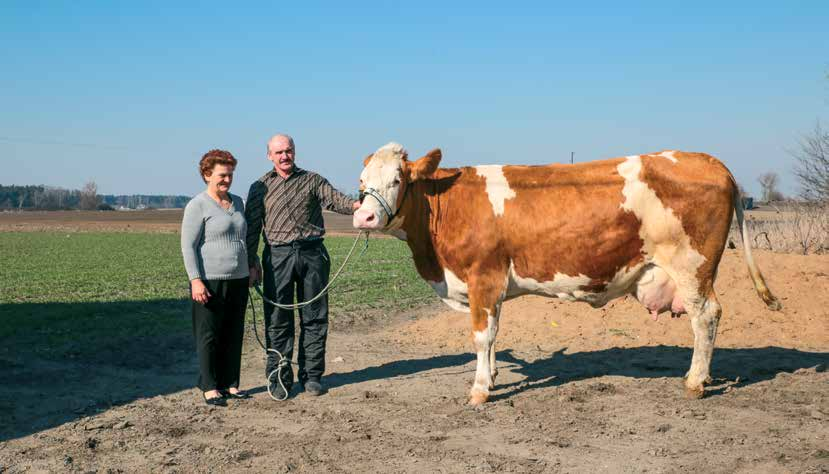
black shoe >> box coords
[203,394,227,407]
[268,379,291,401]
[222,389,251,400]
[303,380,325,396]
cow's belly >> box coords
[427,262,684,317]
[506,261,645,308]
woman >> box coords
[181,149,251,406]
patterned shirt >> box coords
[244,167,355,265]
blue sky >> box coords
[2,1,827,198]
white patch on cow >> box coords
[472,310,498,395]
[507,263,592,300]
[474,165,516,217]
[428,268,470,313]
[358,142,407,226]
[617,155,706,298]
[472,328,490,393]
[658,151,678,163]
[378,142,405,155]
[604,262,647,299]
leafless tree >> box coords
[791,122,829,202]
[757,172,781,202]
[736,182,749,198]
[79,180,100,210]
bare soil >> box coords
[0,210,360,236]
[2,234,828,472]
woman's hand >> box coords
[191,278,211,304]
[249,262,262,287]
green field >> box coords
[0,233,435,360]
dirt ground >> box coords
[2,246,827,473]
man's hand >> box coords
[191,278,210,304]
[249,263,262,287]
[352,200,361,211]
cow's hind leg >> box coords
[489,311,500,389]
[685,291,722,398]
[469,300,501,406]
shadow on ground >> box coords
[489,345,828,401]
[284,345,827,401]
[0,299,195,442]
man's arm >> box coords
[244,180,266,270]
[316,175,359,215]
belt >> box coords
[269,239,323,250]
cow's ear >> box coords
[363,153,374,167]
[409,148,441,181]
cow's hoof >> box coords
[684,385,705,399]
[468,391,489,406]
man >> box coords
[245,134,360,399]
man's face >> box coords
[268,136,296,175]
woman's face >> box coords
[205,163,234,194]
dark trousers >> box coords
[191,277,248,392]
[262,240,330,387]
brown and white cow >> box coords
[353,143,780,405]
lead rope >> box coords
[251,231,369,310]
[247,231,370,400]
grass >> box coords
[0,232,436,360]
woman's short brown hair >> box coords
[199,149,237,182]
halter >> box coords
[359,183,409,227]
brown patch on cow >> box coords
[407,149,441,180]
[500,161,646,286]
[395,169,465,283]
[640,152,734,294]
[580,278,609,293]
[470,307,490,332]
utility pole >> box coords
[570,152,574,164]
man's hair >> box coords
[199,149,237,182]
[267,134,295,153]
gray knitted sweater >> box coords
[181,192,250,281]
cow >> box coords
[352,143,780,405]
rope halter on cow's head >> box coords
[353,143,442,231]
[359,187,397,222]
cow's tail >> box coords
[731,177,782,310]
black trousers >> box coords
[191,277,248,392]
[262,240,330,386]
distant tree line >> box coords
[0,183,191,210]
[99,194,191,209]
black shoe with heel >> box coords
[203,393,227,407]
[222,389,251,400]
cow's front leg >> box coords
[469,300,501,406]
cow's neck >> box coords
[398,176,451,282]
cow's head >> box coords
[353,142,441,230]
